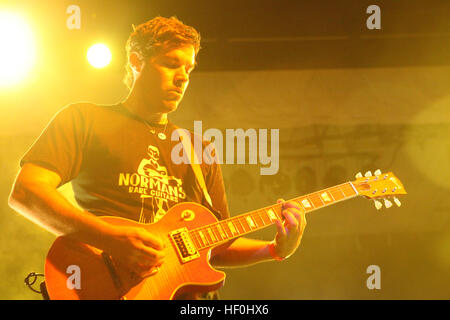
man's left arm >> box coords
[203,144,307,268]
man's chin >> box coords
[162,100,179,113]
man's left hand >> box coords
[272,199,307,259]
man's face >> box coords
[136,45,196,114]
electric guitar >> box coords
[44,170,406,299]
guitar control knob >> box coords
[374,169,382,176]
[181,210,195,221]
[365,171,372,177]
[355,172,363,179]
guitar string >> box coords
[131,177,389,297]
[196,182,353,237]
[190,182,356,250]
[132,182,363,297]
[192,183,352,248]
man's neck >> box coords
[121,92,168,125]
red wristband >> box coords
[268,242,285,261]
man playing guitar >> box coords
[8,16,306,299]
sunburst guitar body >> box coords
[45,202,225,300]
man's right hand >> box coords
[102,225,166,279]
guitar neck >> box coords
[188,181,359,251]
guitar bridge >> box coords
[169,228,200,263]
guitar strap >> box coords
[176,129,213,208]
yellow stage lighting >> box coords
[87,43,112,68]
[0,11,36,88]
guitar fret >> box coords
[210,225,221,242]
[246,215,256,229]
[198,230,209,246]
[185,180,363,250]
[307,194,318,206]
[254,211,266,228]
[330,188,344,201]
[256,213,264,227]
[267,208,279,222]
[207,227,217,243]
[336,186,346,198]
[309,194,322,208]
[321,190,334,202]
[216,223,227,240]
[254,211,265,227]
[252,212,263,228]
[259,210,271,225]
[195,230,205,247]
[314,193,325,206]
[228,221,238,236]
[234,217,244,234]
[191,231,203,248]
[190,231,202,249]
[299,197,313,210]
[342,183,357,197]
[240,216,251,232]
[309,196,317,209]
[244,216,253,231]
[235,218,245,234]
[222,222,233,238]
[257,211,267,226]
[249,210,270,229]
[205,227,215,244]
[294,186,351,212]
[205,229,213,245]
[295,200,305,211]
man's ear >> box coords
[129,52,145,73]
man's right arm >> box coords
[8,163,165,277]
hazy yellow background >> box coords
[1,0,448,299]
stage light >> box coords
[87,43,112,68]
[0,11,36,88]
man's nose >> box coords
[174,69,189,87]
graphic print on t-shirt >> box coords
[118,145,186,223]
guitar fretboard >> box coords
[188,182,358,250]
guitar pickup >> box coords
[169,228,200,263]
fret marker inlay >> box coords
[268,209,278,222]
[198,231,207,245]
[217,224,227,238]
[183,180,366,254]
[301,199,312,208]
[246,216,256,228]
[320,192,332,202]
[207,228,216,242]
[228,222,237,235]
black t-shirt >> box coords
[21,102,230,299]
[21,102,230,223]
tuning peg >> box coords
[355,172,363,179]
[374,169,382,176]
[365,171,372,177]
[393,197,401,207]
[384,199,393,208]
[374,200,383,210]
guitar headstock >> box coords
[352,170,406,210]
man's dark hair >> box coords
[124,16,201,89]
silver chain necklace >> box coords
[143,120,168,140]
